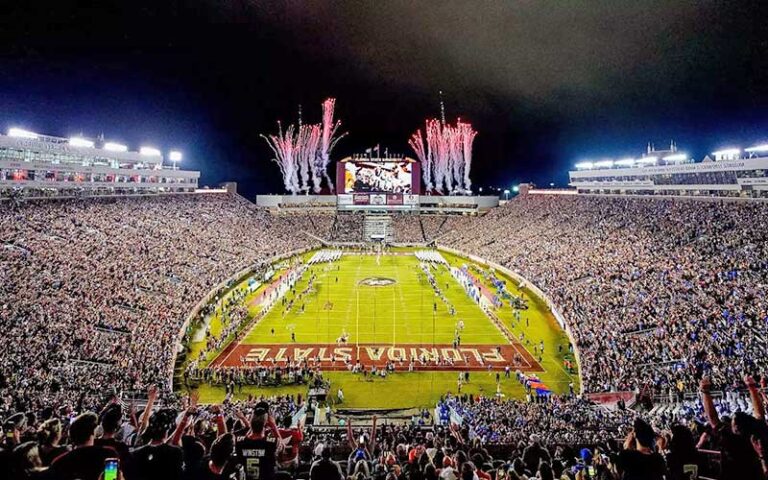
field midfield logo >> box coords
[359,277,396,287]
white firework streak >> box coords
[296,124,321,193]
[261,123,300,194]
[408,128,432,191]
[318,98,347,193]
[459,121,477,191]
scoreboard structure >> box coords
[336,156,421,211]
[256,155,499,214]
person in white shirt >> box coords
[439,456,458,480]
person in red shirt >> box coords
[276,414,304,470]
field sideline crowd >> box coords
[1,192,768,479]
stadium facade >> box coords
[0,129,199,197]
[569,142,768,198]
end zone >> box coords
[210,342,543,372]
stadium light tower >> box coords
[169,150,182,170]
[503,189,510,200]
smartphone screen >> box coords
[104,458,119,480]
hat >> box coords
[146,409,177,440]
[580,448,593,463]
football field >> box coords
[187,248,579,409]
[244,253,508,346]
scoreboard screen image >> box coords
[343,161,413,194]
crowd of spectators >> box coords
[441,195,768,396]
[4,191,768,480]
[390,215,473,244]
[3,376,767,479]
[0,194,321,416]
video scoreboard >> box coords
[336,156,421,211]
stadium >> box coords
[3,4,768,480]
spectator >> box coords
[235,407,277,480]
[132,409,184,480]
[48,412,117,480]
[36,418,67,467]
[616,418,666,480]
[194,433,244,480]
[309,446,343,480]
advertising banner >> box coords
[337,194,354,206]
[370,194,386,205]
[353,193,370,205]
[404,194,420,205]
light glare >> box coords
[575,162,594,170]
[104,142,128,152]
[139,146,161,156]
[712,148,740,156]
[745,144,768,153]
[636,156,658,165]
[8,127,38,139]
[169,150,182,162]
[68,137,94,148]
[662,153,687,161]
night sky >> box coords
[2,1,767,199]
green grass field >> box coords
[182,248,579,409]
[245,253,507,346]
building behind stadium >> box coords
[0,127,200,197]
[568,142,768,198]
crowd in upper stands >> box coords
[0,194,322,416]
[441,195,768,396]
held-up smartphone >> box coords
[104,458,119,480]
[587,465,596,476]
[496,468,507,480]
